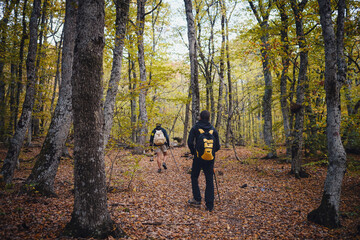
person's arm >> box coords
[150,129,155,146]
[163,128,170,146]
[187,127,196,155]
[214,129,220,152]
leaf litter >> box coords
[0,143,359,239]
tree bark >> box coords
[23,0,77,196]
[0,0,18,140]
[224,6,233,148]
[129,57,137,144]
[0,0,41,184]
[50,35,63,114]
[308,0,347,228]
[136,0,149,149]
[290,0,308,178]
[32,0,48,137]
[103,0,130,147]
[196,1,216,124]
[184,0,200,126]
[182,82,191,146]
[63,0,125,238]
[7,1,20,137]
[248,0,276,158]
[9,63,17,136]
[15,0,28,131]
[276,0,291,162]
[215,0,226,130]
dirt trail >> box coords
[0,145,359,239]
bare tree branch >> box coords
[145,0,163,16]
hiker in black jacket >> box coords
[187,110,220,212]
[150,123,170,173]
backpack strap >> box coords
[199,128,213,134]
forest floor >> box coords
[0,138,360,239]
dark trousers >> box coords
[191,158,214,209]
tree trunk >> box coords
[290,0,308,178]
[276,0,291,162]
[22,0,77,196]
[7,2,20,137]
[225,8,233,148]
[103,0,130,147]
[129,57,137,144]
[0,0,41,184]
[9,63,17,136]
[136,0,149,149]
[32,0,48,137]
[15,0,28,131]
[50,35,63,114]
[196,1,216,125]
[184,0,200,126]
[182,81,191,146]
[215,0,226,130]
[0,0,18,140]
[308,0,347,228]
[63,0,125,238]
[248,0,276,158]
[304,82,317,156]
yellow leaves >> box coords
[226,223,230,230]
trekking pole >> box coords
[213,168,221,202]
[169,147,180,171]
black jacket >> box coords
[150,126,170,146]
[187,120,220,157]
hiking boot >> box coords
[188,198,201,205]
[157,168,161,173]
[162,162,167,170]
[205,206,213,212]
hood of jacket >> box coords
[195,120,213,131]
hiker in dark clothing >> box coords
[150,123,170,173]
[187,110,220,212]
